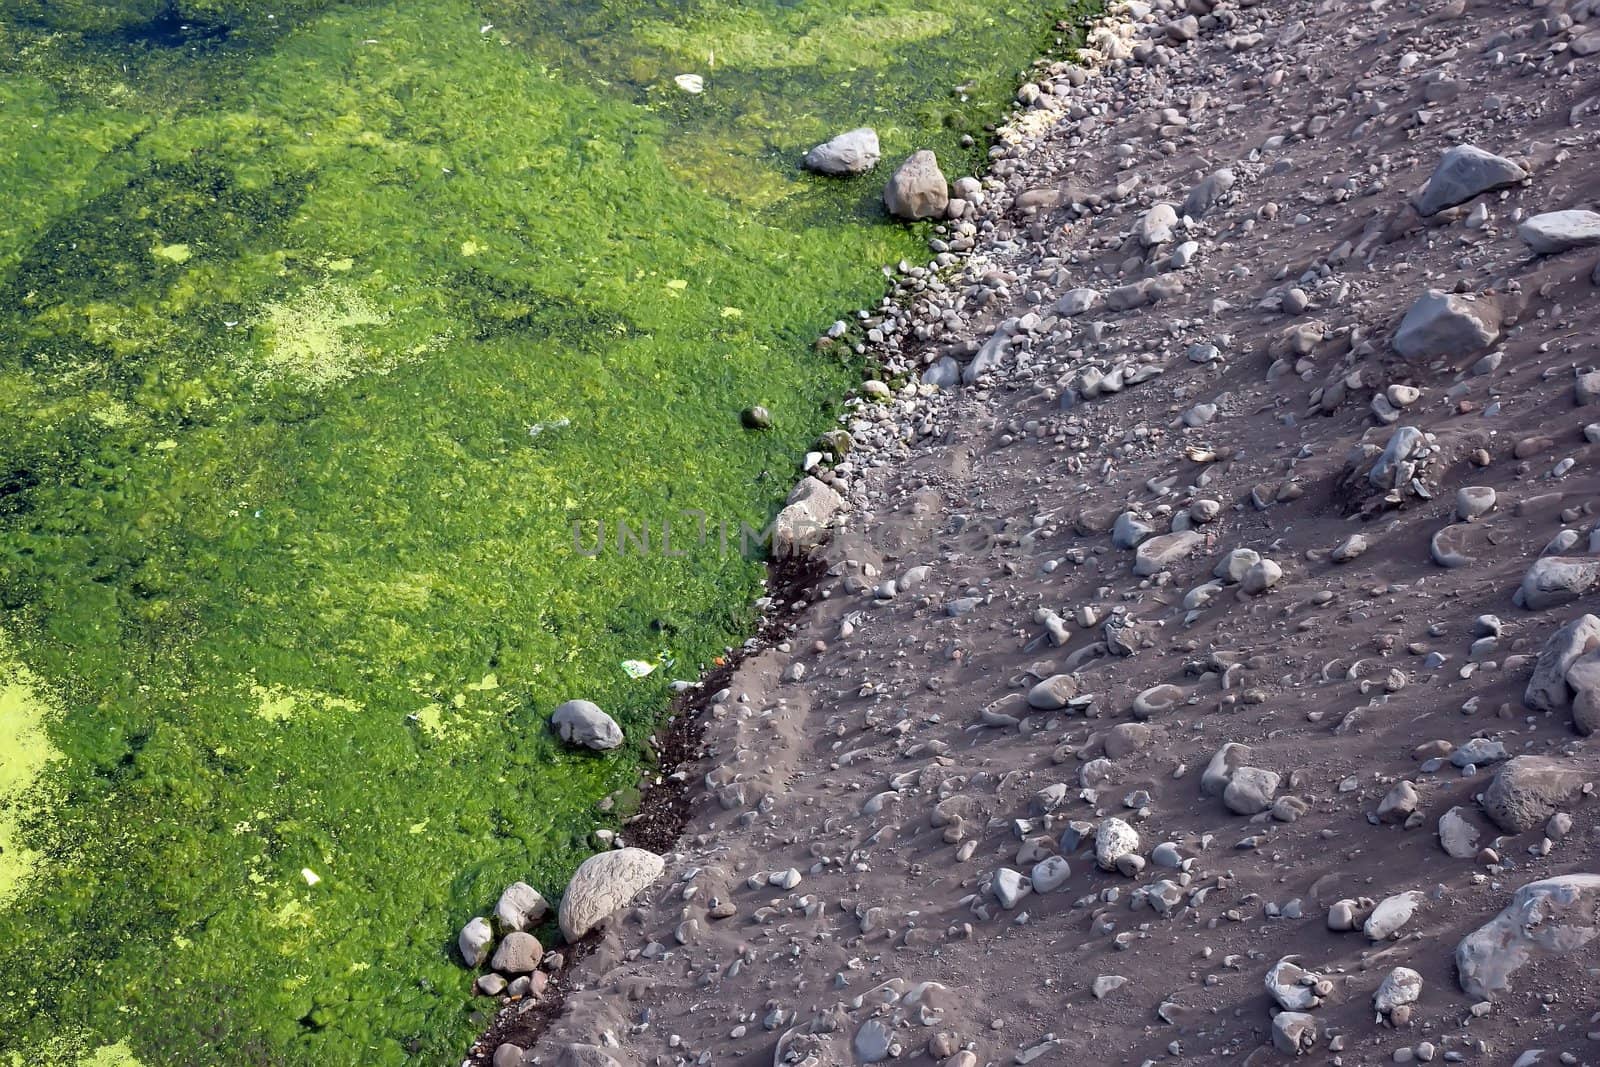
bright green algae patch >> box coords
[0,632,59,904]
[0,0,1089,1063]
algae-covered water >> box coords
[0,1,1082,1062]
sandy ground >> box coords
[471,0,1600,1063]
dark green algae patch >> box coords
[0,0,1091,1062]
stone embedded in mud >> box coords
[558,847,665,943]
[551,699,624,751]
[1456,874,1600,999]
[1414,144,1527,216]
[1392,290,1499,361]
[884,150,949,221]
[803,127,881,176]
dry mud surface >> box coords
[480,0,1600,1063]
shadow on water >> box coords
[104,7,233,50]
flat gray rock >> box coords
[1415,144,1527,216]
[1133,530,1203,576]
[803,127,880,176]
[1393,290,1499,360]
[1518,210,1600,255]
[1456,874,1600,998]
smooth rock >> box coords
[804,128,881,176]
[1365,891,1422,941]
[490,930,544,975]
[1515,557,1600,610]
[551,699,625,751]
[1027,674,1079,710]
[1202,742,1252,797]
[459,916,494,968]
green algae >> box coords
[0,0,1094,1063]
[0,633,59,904]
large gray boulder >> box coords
[771,476,846,558]
[1392,290,1499,360]
[803,127,880,176]
[1415,145,1527,216]
[558,847,665,942]
[1480,756,1590,832]
[1456,875,1600,998]
[1523,614,1600,713]
[1518,210,1600,255]
[551,699,624,751]
[1514,556,1600,610]
[883,150,949,220]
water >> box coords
[0,1,1084,1062]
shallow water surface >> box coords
[0,1,1082,1061]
